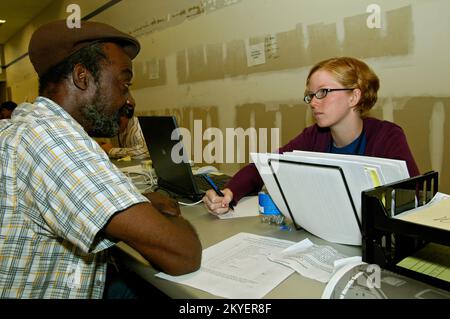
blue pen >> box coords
[201,174,234,210]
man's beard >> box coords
[82,89,121,138]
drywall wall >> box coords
[3,0,108,102]
[0,45,5,82]
[4,0,450,192]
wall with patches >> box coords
[2,0,108,102]
[4,0,450,192]
[0,45,5,82]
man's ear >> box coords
[72,63,90,90]
[349,88,361,107]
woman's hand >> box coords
[202,188,234,215]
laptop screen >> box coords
[138,116,203,198]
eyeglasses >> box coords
[303,88,354,104]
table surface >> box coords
[115,203,361,299]
[112,158,361,298]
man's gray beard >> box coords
[82,103,120,138]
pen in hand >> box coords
[201,174,234,210]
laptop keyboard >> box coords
[194,174,229,191]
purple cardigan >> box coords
[226,117,420,204]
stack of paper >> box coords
[156,233,295,299]
[251,151,409,245]
[394,192,450,231]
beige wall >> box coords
[3,0,108,102]
[0,45,5,82]
[4,0,450,192]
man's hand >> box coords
[144,192,181,216]
[99,141,113,153]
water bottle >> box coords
[258,192,287,228]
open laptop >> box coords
[138,116,230,200]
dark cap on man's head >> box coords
[28,20,140,77]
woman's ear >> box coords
[349,88,361,107]
[72,63,90,90]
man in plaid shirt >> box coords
[0,20,201,298]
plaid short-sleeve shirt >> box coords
[0,97,148,298]
[108,116,150,160]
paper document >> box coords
[394,192,450,231]
[246,41,266,67]
[251,151,409,245]
[268,238,361,283]
[249,153,289,219]
[119,164,144,174]
[156,233,295,299]
[218,196,259,219]
[397,243,450,283]
[290,150,409,185]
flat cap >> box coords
[29,19,140,77]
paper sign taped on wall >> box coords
[246,41,266,67]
